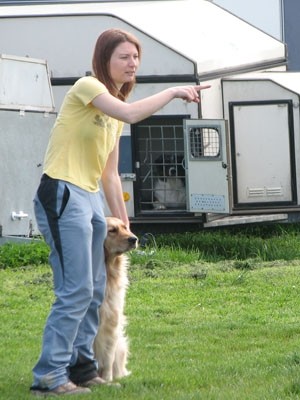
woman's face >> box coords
[109,41,140,88]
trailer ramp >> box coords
[204,213,288,228]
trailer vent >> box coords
[190,193,226,212]
[189,127,220,159]
[247,187,283,197]
[247,188,265,197]
[266,187,283,196]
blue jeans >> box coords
[32,175,107,390]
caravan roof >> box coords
[0,0,287,80]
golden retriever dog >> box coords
[94,217,138,382]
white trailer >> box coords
[1,0,298,234]
[0,54,56,238]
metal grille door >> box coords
[132,116,187,214]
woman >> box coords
[30,28,210,396]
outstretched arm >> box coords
[92,84,211,124]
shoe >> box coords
[80,376,106,387]
[30,381,91,396]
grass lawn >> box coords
[1,253,300,399]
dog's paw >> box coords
[153,202,166,210]
[98,375,122,387]
[106,381,122,388]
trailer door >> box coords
[229,100,296,207]
[184,119,231,213]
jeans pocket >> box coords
[58,185,70,218]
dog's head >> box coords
[155,154,185,179]
[105,217,138,257]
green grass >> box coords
[151,223,300,261]
[2,259,300,399]
[2,224,300,399]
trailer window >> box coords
[189,127,220,158]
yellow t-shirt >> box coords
[43,76,123,192]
